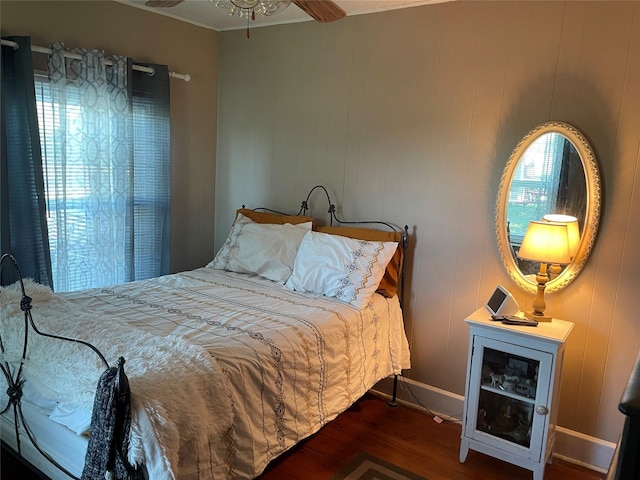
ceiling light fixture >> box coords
[215,0,292,19]
[145,0,346,39]
[213,0,292,38]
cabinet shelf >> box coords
[480,384,536,404]
[477,422,532,448]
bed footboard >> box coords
[0,253,135,480]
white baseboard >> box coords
[554,426,617,473]
[372,376,616,473]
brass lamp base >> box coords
[523,311,552,322]
[527,264,553,322]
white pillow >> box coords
[208,213,313,283]
[285,230,398,309]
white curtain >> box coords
[43,43,133,291]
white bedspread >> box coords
[2,267,411,479]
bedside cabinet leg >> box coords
[459,439,469,463]
[533,463,545,480]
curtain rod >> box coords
[1,39,191,82]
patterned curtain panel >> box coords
[0,36,53,287]
[37,43,171,292]
[42,43,133,291]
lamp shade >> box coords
[542,214,580,258]
[517,221,572,265]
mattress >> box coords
[1,266,410,479]
[1,397,88,479]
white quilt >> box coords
[2,267,411,479]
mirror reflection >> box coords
[496,122,601,294]
[507,132,586,277]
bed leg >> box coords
[389,375,399,407]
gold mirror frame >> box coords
[496,121,601,294]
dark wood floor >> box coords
[2,393,606,480]
[258,393,606,480]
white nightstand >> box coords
[459,307,574,480]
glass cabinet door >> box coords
[465,336,553,461]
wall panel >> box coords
[217,1,640,446]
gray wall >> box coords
[216,1,640,444]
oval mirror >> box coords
[496,121,601,293]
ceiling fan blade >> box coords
[145,0,184,7]
[292,0,346,23]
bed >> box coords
[0,186,411,480]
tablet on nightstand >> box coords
[486,285,520,317]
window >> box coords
[34,67,169,292]
[507,134,564,244]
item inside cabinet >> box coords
[481,348,539,398]
[477,390,534,447]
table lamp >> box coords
[542,214,580,279]
[517,221,571,321]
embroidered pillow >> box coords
[315,226,403,298]
[285,230,397,309]
[208,213,312,283]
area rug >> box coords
[331,452,427,480]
